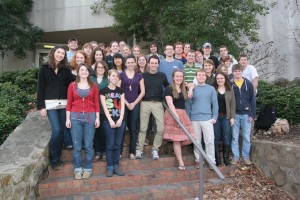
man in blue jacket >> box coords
[231,64,256,165]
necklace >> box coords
[129,78,133,91]
[126,70,134,91]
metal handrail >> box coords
[162,101,225,200]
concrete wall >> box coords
[1,51,35,72]
[1,0,117,72]
[251,140,300,199]
[0,111,50,200]
[29,0,114,32]
[256,0,300,80]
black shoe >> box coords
[215,145,221,166]
[58,160,64,167]
[50,163,59,170]
[223,146,231,166]
[113,168,125,176]
[106,170,113,177]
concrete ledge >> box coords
[0,111,50,200]
[252,139,300,200]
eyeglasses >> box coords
[97,67,105,69]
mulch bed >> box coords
[203,125,299,199]
[203,164,294,199]
[253,124,300,145]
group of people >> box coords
[37,37,258,180]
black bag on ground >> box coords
[255,105,277,130]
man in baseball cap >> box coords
[67,37,78,63]
[202,42,219,68]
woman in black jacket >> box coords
[37,46,74,170]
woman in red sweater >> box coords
[66,63,100,180]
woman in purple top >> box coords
[119,54,145,159]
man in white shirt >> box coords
[239,54,259,92]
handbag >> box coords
[45,99,67,110]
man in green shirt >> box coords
[184,50,198,117]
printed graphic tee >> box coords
[100,86,123,122]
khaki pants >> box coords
[192,120,216,164]
[136,101,165,152]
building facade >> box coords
[1,0,123,71]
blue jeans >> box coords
[104,120,125,170]
[70,115,96,174]
[124,104,140,154]
[231,114,252,160]
[64,128,73,147]
[214,116,231,147]
[47,109,66,166]
[94,114,106,156]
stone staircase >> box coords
[37,134,235,200]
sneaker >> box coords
[93,155,100,162]
[113,168,125,176]
[144,138,149,146]
[231,159,238,165]
[243,158,252,165]
[129,153,135,160]
[82,171,91,179]
[151,149,159,160]
[106,170,113,177]
[135,150,143,159]
[195,161,200,169]
[66,145,73,151]
[74,172,82,180]
[101,153,106,161]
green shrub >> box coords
[15,68,39,94]
[0,68,38,94]
[0,71,19,83]
[257,80,300,124]
[0,68,38,144]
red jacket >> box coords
[66,82,100,113]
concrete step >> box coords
[61,142,194,162]
[39,165,234,198]
[48,153,196,178]
[38,178,235,200]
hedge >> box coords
[0,68,38,144]
[0,68,39,94]
[256,80,300,124]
